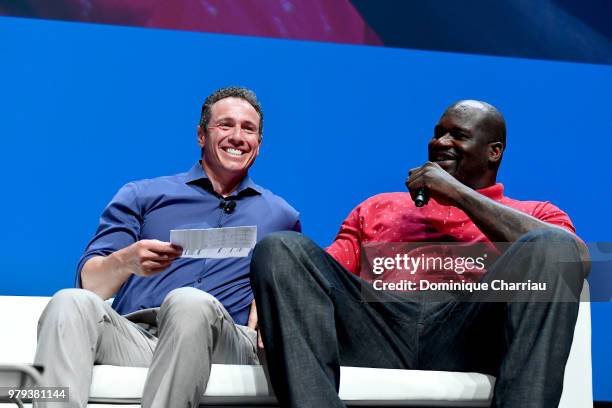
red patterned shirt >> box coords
[326,183,575,280]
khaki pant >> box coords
[34,287,258,408]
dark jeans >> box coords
[250,228,586,408]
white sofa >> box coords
[0,285,592,407]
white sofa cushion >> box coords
[0,289,591,406]
[88,364,494,402]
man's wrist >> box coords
[106,249,134,280]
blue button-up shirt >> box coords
[76,163,301,325]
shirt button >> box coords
[197,278,202,283]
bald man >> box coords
[250,100,588,408]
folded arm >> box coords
[407,162,590,265]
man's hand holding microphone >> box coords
[405,161,468,207]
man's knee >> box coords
[46,288,104,314]
[518,227,581,261]
[515,228,584,292]
[160,288,223,327]
[251,231,313,281]
[519,227,574,243]
[254,231,311,256]
[40,288,105,327]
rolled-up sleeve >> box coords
[531,201,576,234]
[75,182,142,287]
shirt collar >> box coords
[184,162,263,196]
[476,183,504,200]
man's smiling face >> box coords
[428,102,497,189]
[198,97,261,178]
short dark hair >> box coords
[199,87,263,136]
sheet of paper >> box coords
[170,226,257,259]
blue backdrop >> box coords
[1,17,611,400]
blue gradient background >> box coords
[1,17,610,400]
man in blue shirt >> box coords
[34,87,300,408]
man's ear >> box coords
[256,134,263,156]
[197,125,206,149]
[489,141,504,164]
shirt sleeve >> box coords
[326,206,362,275]
[530,201,576,234]
[75,182,143,287]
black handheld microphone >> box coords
[219,200,237,214]
[414,188,428,207]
